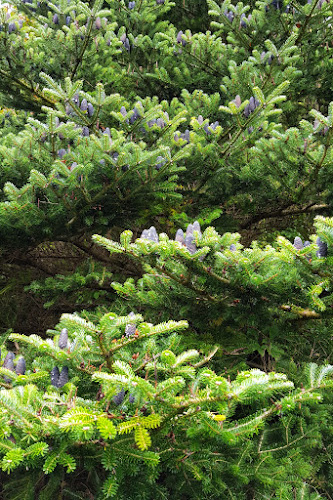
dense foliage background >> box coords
[0,0,333,497]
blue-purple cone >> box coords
[176,31,186,46]
[51,366,60,387]
[147,226,159,242]
[58,148,67,159]
[175,228,185,245]
[3,354,15,383]
[58,328,68,349]
[224,10,234,22]
[113,388,125,405]
[155,156,166,170]
[156,118,165,128]
[316,237,328,258]
[125,312,136,337]
[72,93,80,106]
[293,236,303,250]
[3,352,14,368]
[193,221,202,238]
[130,107,140,124]
[185,235,197,255]
[186,223,194,237]
[80,98,88,111]
[87,103,94,116]
[58,366,69,387]
[15,357,26,375]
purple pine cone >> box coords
[204,121,219,135]
[293,237,303,250]
[129,394,135,403]
[3,354,14,382]
[80,98,88,111]
[125,312,136,337]
[50,367,60,387]
[156,118,165,128]
[185,235,197,255]
[53,14,59,25]
[113,388,125,405]
[128,1,135,8]
[120,34,131,52]
[175,228,185,245]
[15,357,26,375]
[176,31,186,46]
[3,352,15,368]
[57,366,69,388]
[186,223,194,237]
[155,156,166,170]
[87,103,94,116]
[244,97,260,118]
[316,237,328,258]
[147,226,159,242]
[224,10,234,22]
[130,107,141,124]
[58,328,68,349]
[58,148,67,159]
[72,94,80,107]
[82,126,90,137]
[233,95,242,108]
[193,221,202,238]
[95,17,101,29]
[8,22,17,33]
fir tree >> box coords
[0,311,329,499]
[0,0,333,497]
[0,0,333,326]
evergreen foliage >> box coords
[94,216,333,373]
[0,311,330,499]
[0,0,333,324]
[0,0,333,497]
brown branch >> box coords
[239,202,329,230]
